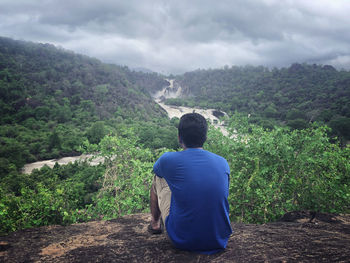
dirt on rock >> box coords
[1,212,350,262]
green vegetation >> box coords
[0,36,172,178]
[0,161,105,233]
[168,64,350,141]
[0,129,171,234]
[0,37,349,235]
[1,116,349,234]
[205,115,350,223]
[0,36,177,233]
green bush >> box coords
[1,118,349,234]
[205,114,350,223]
[83,133,166,219]
[0,162,105,234]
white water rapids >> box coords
[154,79,228,135]
[22,79,228,174]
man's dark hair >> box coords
[178,113,208,148]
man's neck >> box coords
[182,145,203,150]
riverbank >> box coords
[22,154,104,174]
[154,79,228,135]
[22,79,229,174]
[156,100,228,135]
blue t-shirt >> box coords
[153,148,232,254]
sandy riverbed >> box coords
[22,154,104,174]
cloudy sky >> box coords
[1,0,350,74]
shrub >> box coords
[205,114,350,223]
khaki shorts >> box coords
[152,175,171,224]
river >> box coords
[22,79,227,174]
[22,155,104,174]
[154,79,228,135]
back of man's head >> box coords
[178,113,208,148]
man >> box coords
[149,113,232,254]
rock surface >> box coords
[1,212,350,262]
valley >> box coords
[22,78,228,174]
[1,37,349,236]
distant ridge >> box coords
[132,67,155,74]
[171,63,350,141]
[0,36,168,122]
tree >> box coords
[329,117,350,140]
[48,130,61,150]
[286,109,307,120]
[263,104,278,118]
[87,121,106,144]
[287,119,309,130]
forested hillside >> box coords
[0,37,176,176]
[168,64,350,141]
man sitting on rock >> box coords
[149,113,232,254]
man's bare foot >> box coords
[148,219,163,234]
[151,220,161,230]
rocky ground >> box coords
[1,211,350,262]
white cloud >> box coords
[1,0,350,74]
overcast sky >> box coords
[1,0,350,74]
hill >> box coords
[1,37,349,242]
[0,37,167,123]
[0,37,173,175]
[169,64,350,140]
[1,212,349,262]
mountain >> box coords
[0,36,171,173]
[0,37,167,124]
[171,64,350,140]
[1,35,349,176]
